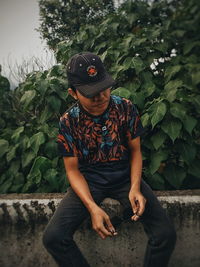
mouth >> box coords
[94,101,108,107]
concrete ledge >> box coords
[0,190,200,267]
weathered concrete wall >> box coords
[0,190,200,267]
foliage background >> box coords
[0,0,200,193]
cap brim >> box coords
[75,72,115,98]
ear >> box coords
[68,88,78,100]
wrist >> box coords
[87,201,99,214]
[130,182,141,192]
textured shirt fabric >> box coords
[57,95,145,188]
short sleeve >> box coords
[57,116,78,157]
[126,101,145,139]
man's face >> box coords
[69,88,111,116]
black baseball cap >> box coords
[66,52,115,98]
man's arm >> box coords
[63,157,117,239]
[128,136,146,221]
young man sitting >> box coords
[43,52,176,267]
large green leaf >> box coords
[52,157,59,168]
[100,50,108,62]
[150,131,167,150]
[164,65,181,83]
[44,140,58,159]
[164,87,177,102]
[38,106,53,124]
[132,57,145,74]
[164,80,183,91]
[0,139,9,158]
[183,41,200,55]
[23,156,52,192]
[150,102,167,128]
[192,95,200,109]
[149,149,169,175]
[11,126,24,142]
[22,150,36,168]
[111,87,131,99]
[147,173,165,190]
[23,169,42,192]
[28,156,52,177]
[192,71,200,85]
[6,144,19,162]
[20,135,31,151]
[122,57,133,70]
[131,91,145,109]
[154,42,168,53]
[161,119,182,142]
[9,183,24,193]
[163,164,186,189]
[37,124,58,139]
[143,82,156,97]
[47,95,61,111]
[9,173,25,193]
[184,115,197,135]
[7,160,20,176]
[20,90,36,109]
[0,177,13,193]
[112,65,126,77]
[0,118,6,129]
[30,132,46,154]
[35,79,49,96]
[55,89,68,101]
[170,102,186,122]
[188,160,200,178]
[175,140,196,165]
[141,113,150,128]
[44,168,59,191]
[0,174,7,186]
[123,35,133,49]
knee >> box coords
[43,226,62,251]
[42,227,55,250]
[158,224,177,248]
[43,226,73,252]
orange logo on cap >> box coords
[87,65,97,77]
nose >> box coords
[93,91,104,101]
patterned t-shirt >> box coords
[57,95,145,188]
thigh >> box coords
[139,180,175,238]
[45,185,105,236]
[110,179,172,226]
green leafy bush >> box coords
[0,65,72,193]
[0,0,199,193]
[55,0,200,190]
[38,0,115,49]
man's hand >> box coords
[129,188,146,221]
[90,206,117,239]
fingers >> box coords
[138,197,146,216]
[101,226,113,238]
[95,226,113,239]
[97,230,107,240]
[93,216,118,240]
[131,199,139,214]
[104,216,117,236]
[131,213,141,221]
[131,197,146,221]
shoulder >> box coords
[111,95,135,110]
[111,95,140,121]
[59,102,80,125]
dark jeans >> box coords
[43,179,176,267]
